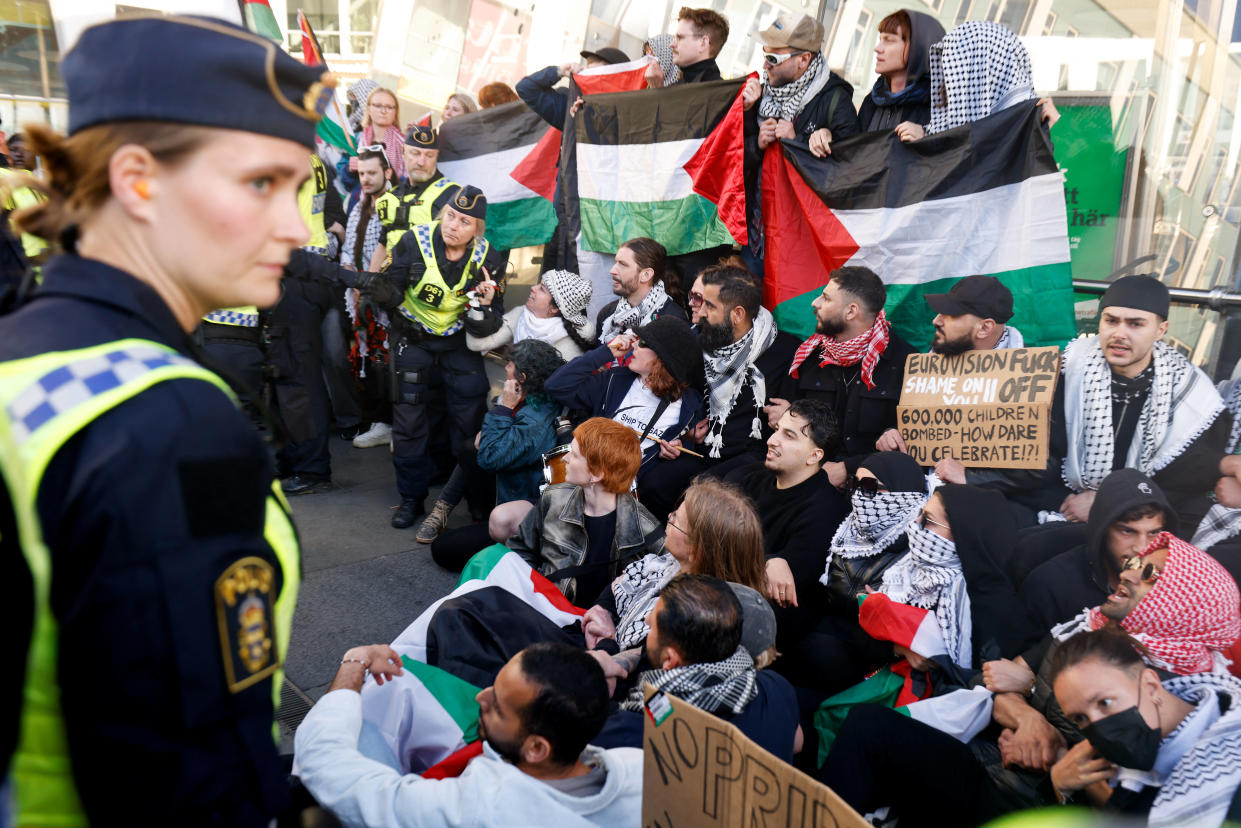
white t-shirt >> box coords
[613,380,682,453]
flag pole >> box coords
[297,9,357,153]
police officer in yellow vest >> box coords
[353,184,503,527]
[367,124,457,271]
[0,16,323,825]
[0,162,49,306]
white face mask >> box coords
[850,490,926,540]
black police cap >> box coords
[405,124,439,149]
[63,15,332,148]
[447,185,487,220]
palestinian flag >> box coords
[761,102,1075,347]
[359,546,584,771]
[858,591,950,659]
[241,0,282,42]
[572,57,652,95]
[567,77,745,256]
[438,101,561,251]
[296,11,353,152]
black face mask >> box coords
[1080,682,1163,770]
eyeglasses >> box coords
[688,291,704,307]
[846,476,888,497]
[1121,556,1162,583]
[763,50,806,66]
[667,517,688,536]
[370,103,397,111]
[918,509,951,532]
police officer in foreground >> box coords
[0,15,318,825]
[367,124,458,271]
[353,184,504,527]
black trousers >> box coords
[818,705,1014,828]
[390,330,488,502]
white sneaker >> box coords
[352,422,393,448]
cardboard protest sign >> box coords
[641,686,868,828]
[897,347,1061,469]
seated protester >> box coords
[768,266,916,487]
[820,530,1241,827]
[545,316,704,501]
[726,400,859,692]
[1018,469,1176,632]
[422,340,565,556]
[509,418,664,605]
[295,642,642,827]
[875,275,1024,454]
[776,450,928,694]
[594,238,687,348]
[941,275,1228,543]
[894,20,1059,144]
[1048,630,1241,824]
[1193,373,1241,579]
[600,574,801,763]
[870,484,1040,672]
[423,477,766,690]
[642,261,799,514]
[467,268,596,361]
[857,9,945,133]
[583,477,767,670]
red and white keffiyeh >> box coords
[362,123,407,181]
[788,310,891,389]
[1088,532,1241,675]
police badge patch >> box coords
[215,557,280,693]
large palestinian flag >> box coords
[566,78,746,257]
[358,546,585,772]
[761,102,1075,347]
[438,102,561,251]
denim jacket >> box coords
[509,483,666,604]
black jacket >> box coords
[857,10,945,133]
[789,330,916,471]
[1020,469,1178,633]
[743,70,861,257]
[680,59,722,83]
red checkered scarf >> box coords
[788,310,891,388]
[1088,532,1241,674]
[362,124,407,180]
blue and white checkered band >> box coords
[415,223,435,255]
[7,345,201,444]
[396,304,464,337]
[203,309,260,327]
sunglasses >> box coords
[764,50,805,66]
[360,143,386,153]
[688,291,704,306]
[847,476,888,496]
[635,339,648,349]
[918,509,951,532]
[1121,555,1162,583]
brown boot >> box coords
[415,499,453,544]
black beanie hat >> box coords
[860,451,927,493]
[1100,274,1169,319]
[635,316,701,386]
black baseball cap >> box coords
[580,47,630,65]
[924,275,1014,323]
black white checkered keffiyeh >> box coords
[344,193,384,271]
[598,281,671,345]
[880,523,972,667]
[821,490,926,585]
[1193,376,1241,550]
[758,51,830,122]
[702,307,777,458]
[621,646,758,715]
[1146,672,1241,828]
[926,21,1036,135]
[612,552,681,650]
[1061,336,1224,492]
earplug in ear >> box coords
[133,180,150,200]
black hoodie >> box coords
[857,10,946,133]
[939,485,1042,664]
[1018,469,1176,634]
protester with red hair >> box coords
[508,417,666,604]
